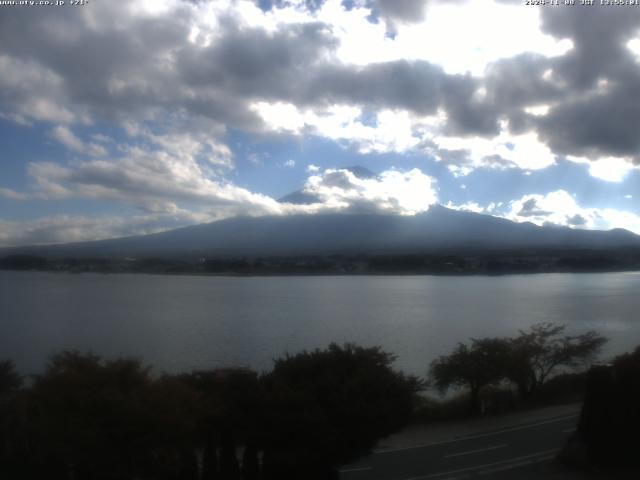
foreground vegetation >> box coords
[0,344,420,480]
[563,345,640,470]
[0,323,632,479]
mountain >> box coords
[3,205,640,260]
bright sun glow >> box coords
[320,0,573,75]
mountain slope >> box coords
[3,205,640,259]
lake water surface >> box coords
[1,271,639,376]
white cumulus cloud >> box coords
[301,167,438,215]
[504,190,640,234]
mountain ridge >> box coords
[2,205,640,260]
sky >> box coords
[1,0,640,246]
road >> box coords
[339,412,579,480]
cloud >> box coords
[252,102,427,153]
[374,0,429,24]
[0,166,439,246]
[427,122,556,175]
[486,5,640,169]
[0,0,575,167]
[444,200,488,214]
[516,197,553,218]
[322,0,570,74]
[372,0,429,32]
[50,126,84,152]
[0,0,631,178]
[447,190,640,235]
[503,190,640,234]
[0,55,76,125]
[22,123,283,226]
[50,126,108,157]
[0,211,212,247]
[0,188,29,201]
[27,138,283,217]
[3,0,640,248]
[27,154,437,221]
[567,155,637,183]
[299,167,438,214]
[566,213,587,227]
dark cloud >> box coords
[1,0,640,169]
[0,4,342,135]
[541,5,640,89]
[529,5,640,160]
[0,2,516,146]
[517,198,552,218]
[484,53,561,113]
[255,0,326,13]
[537,88,640,159]
[371,0,471,27]
[374,0,428,23]
[441,75,500,136]
[306,60,446,114]
[320,170,365,190]
[178,21,336,101]
[0,3,335,134]
[0,4,193,119]
[0,3,323,133]
[481,5,640,162]
[567,214,587,227]
[303,59,502,139]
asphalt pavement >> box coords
[339,405,581,480]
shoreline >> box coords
[2,266,640,278]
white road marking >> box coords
[399,448,560,480]
[478,453,557,475]
[339,466,372,473]
[443,443,507,459]
[375,413,579,454]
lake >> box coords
[1,271,639,377]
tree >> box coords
[570,346,640,467]
[430,324,608,413]
[261,343,422,478]
[0,360,22,473]
[430,338,511,414]
[506,323,607,398]
[26,351,200,480]
[178,368,264,480]
[0,360,21,399]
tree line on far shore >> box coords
[0,322,612,480]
